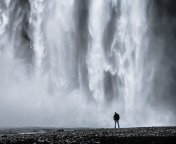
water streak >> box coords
[0,0,175,127]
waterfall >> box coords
[0,0,176,127]
[29,0,45,69]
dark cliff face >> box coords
[154,0,176,17]
[145,0,176,115]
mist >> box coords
[0,0,176,128]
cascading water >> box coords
[0,0,176,128]
[29,0,45,70]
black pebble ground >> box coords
[0,126,176,144]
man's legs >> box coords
[117,120,120,128]
[115,120,120,128]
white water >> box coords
[0,0,175,128]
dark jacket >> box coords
[113,113,120,120]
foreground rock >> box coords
[0,126,176,144]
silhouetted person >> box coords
[113,112,120,128]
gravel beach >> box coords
[0,126,176,144]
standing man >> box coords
[113,112,120,128]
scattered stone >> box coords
[56,129,64,132]
[0,127,175,144]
